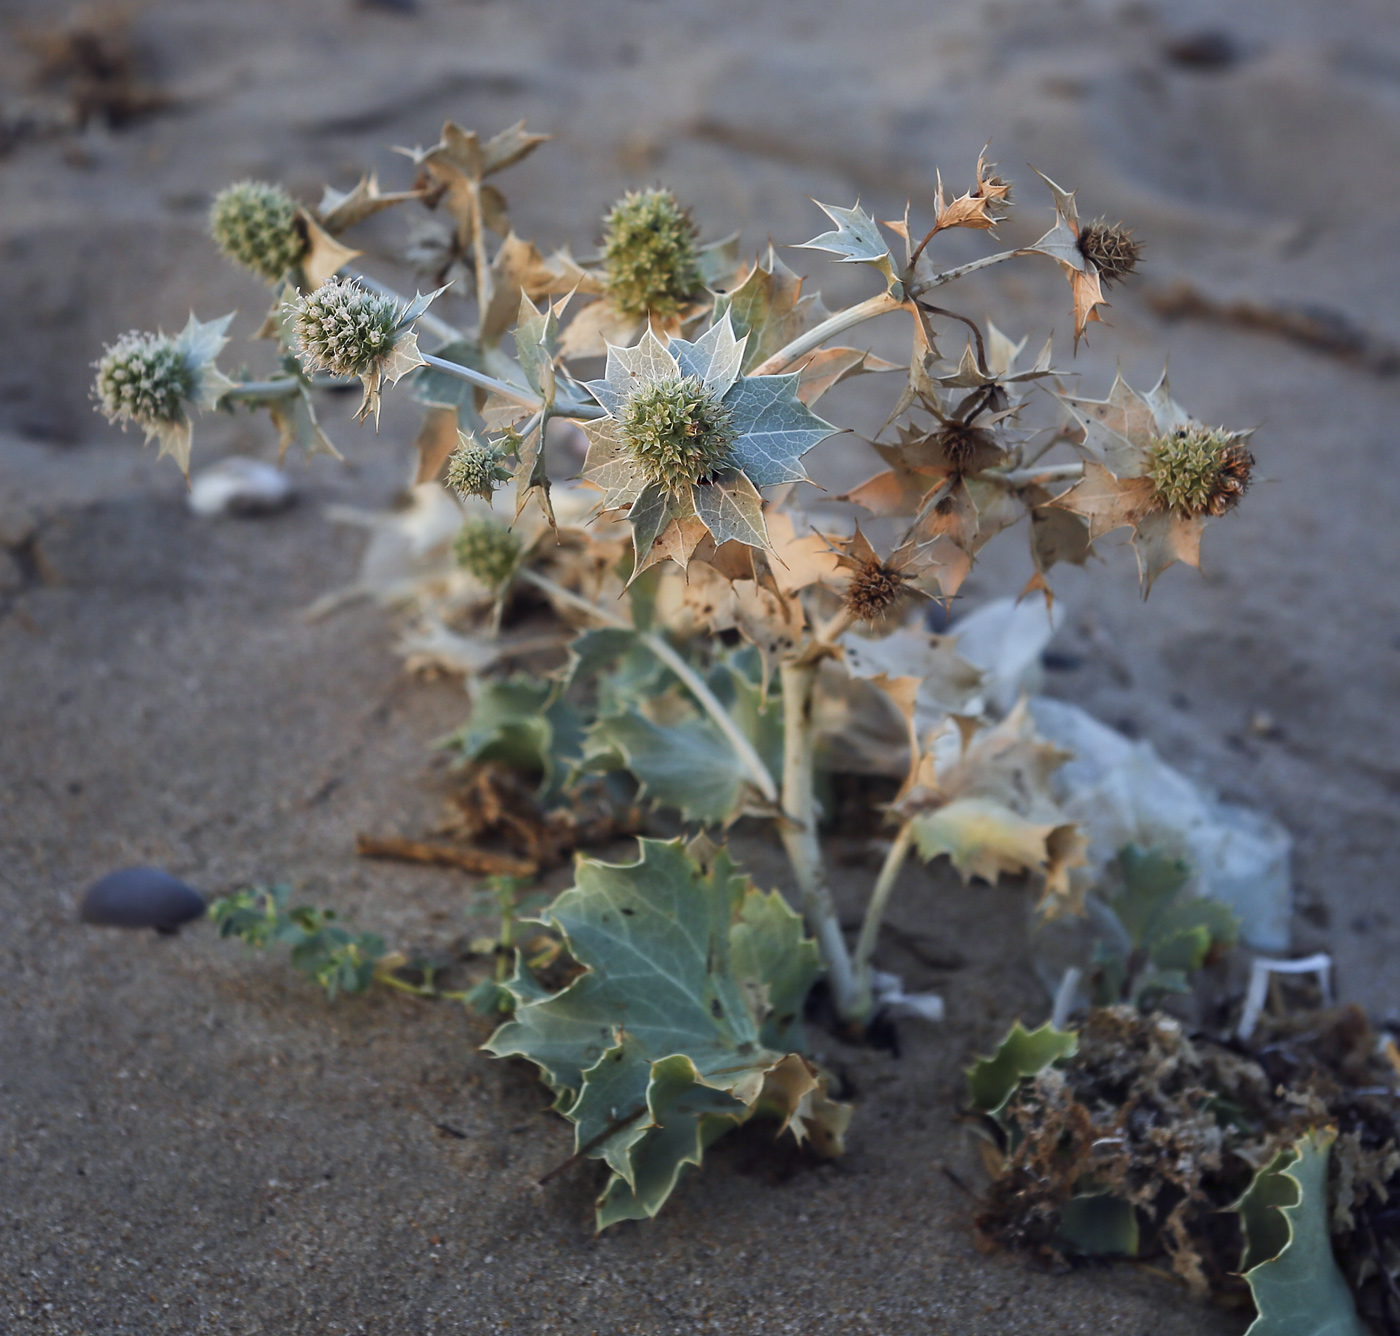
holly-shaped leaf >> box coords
[713,246,825,373]
[966,1019,1078,1116]
[438,677,584,799]
[797,200,899,292]
[484,839,849,1229]
[1235,1130,1365,1336]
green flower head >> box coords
[1146,425,1253,518]
[293,277,401,378]
[445,433,514,503]
[603,188,703,321]
[96,332,193,428]
[618,374,736,496]
[579,315,838,572]
[455,517,521,587]
[210,181,307,283]
[291,278,439,423]
[93,313,235,476]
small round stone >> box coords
[80,867,206,933]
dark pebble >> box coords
[1164,30,1243,70]
[80,867,205,933]
[1041,650,1085,672]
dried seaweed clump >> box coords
[976,1007,1282,1292]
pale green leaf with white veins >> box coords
[725,373,838,487]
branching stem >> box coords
[907,248,1023,299]
[850,821,916,1021]
[993,461,1084,488]
[219,379,300,401]
[419,353,543,411]
[517,569,778,804]
[753,291,905,375]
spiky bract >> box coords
[618,374,736,496]
[95,332,193,430]
[1146,426,1254,518]
[602,188,703,321]
[293,278,400,378]
[445,436,512,502]
[454,517,521,586]
[210,181,306,282]
[1076,220,1142,287]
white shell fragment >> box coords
[188,456,296,518]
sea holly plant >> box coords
[97,121,1268,1222]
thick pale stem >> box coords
[517,570,778,804]
[420,353,544,410]
[906,248,1023,300]
[219,378,300,401]
[468,181,495,328]
[752,291,904,376]
[850,821,916,1021]
[777,659,857,1017]
[994,461,1084,488]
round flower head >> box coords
[1146,426,1253,518]
[1055,370,1255,593]
[1075,219,1142,289]
[617,374,736,496]
[209,181,307,283]
[96,333,193,428]
[454,517,521,587]
[602,188,703,321]
[294,277,401,378]
[580,315,838,573]
[291,277,438,423]
[93,313,235,477]
[445,434,513,502]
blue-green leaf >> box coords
[1237,1129,1365,1336]
[966,1019,1079,1116]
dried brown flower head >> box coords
[934,420,999,473]
[1076,220,1142,288]
[844,559,906,623]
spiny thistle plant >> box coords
[93,123,1307,1249]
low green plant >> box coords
[210,885,389,1000]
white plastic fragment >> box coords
[948,596,1062,713]
[187,455,295,517]
[1237,953,1333,1041]
[870,968,945,1022]
[1050,965,1083,1031]
[307,482,469,618]
[1030,696,1293,953]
